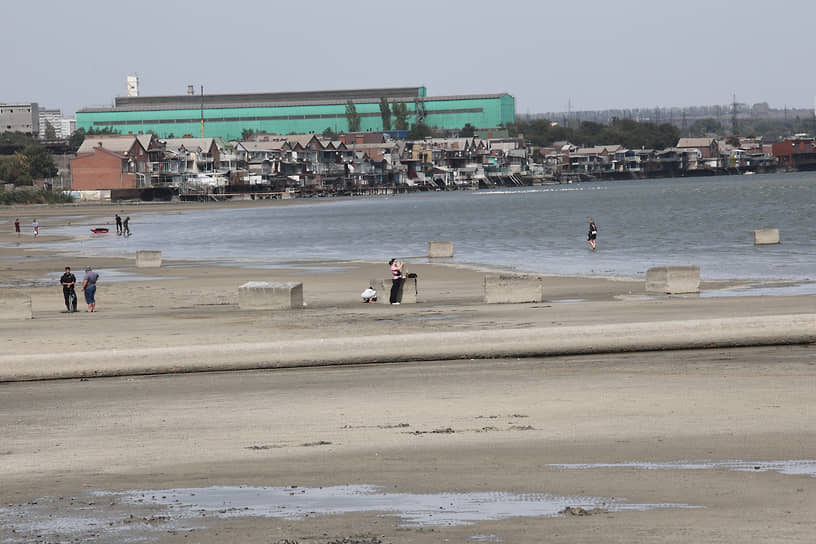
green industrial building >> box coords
[76,86,515,140]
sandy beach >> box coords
[1,201,815,543]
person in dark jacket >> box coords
[60,266,78,312]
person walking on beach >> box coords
[389,258,405,304]
[14,218,20,237]
[60,266,78,313]
[123,216,130,236]
[32,218,39,237]
[81,266,99,312]
[587,218,598,250]
[115,214,122,234]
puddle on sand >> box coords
[549,459,816,478]
[0,484,698,543]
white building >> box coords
[60,117,76,138]
[38,109,62,139]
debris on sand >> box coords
[560,505,607,516]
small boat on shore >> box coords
[90,228,109,234]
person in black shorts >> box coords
[60,266,78,312]
[587,218,598,250]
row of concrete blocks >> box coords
[236,264,703,312]
[237,277,420,311]
[135,242,454,270]
[485,266,702,303]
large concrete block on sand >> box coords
[136,250,162,267]
[428,240,454,258]
[369,278,418,304]
[753,229,780,245]
[238,282,303,310]
[0,290,32,320]
[645,266,700,294]
[484,274,543,304]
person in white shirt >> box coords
[361,286,377,303]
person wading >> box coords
[587,218,598,250]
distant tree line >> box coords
[508,118,680,150]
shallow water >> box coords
[549,459,816,477]
[39,172,816,282]
[0,484,697,543]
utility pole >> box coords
[200,85,205,138]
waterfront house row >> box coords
[68,132,529,193]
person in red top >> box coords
[389,258,405,304]
[14,218,20,237]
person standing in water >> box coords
[123,216,130,236]
[587,218,598,250]
[115,214,122,234]
[32,218,39,237]
[14,218,21,237]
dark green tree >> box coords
[392,102,409,131]
[460,123,475,137]
[322,127,339,139]
[408,122,434,140]
[345,100,361,132]
[379,97,392,131]
[44,121,57,140]
[68,127,120,150]
[688,118,723,138]
[23,144,58,179]
[241,128,257,140]
[0,152,33,185]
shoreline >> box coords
[2,201,816,543]
[3,197,814,287]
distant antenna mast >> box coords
[200,85,205,138]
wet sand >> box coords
[1,202,815,542]
[1,349,815,543]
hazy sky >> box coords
[3,0,815,116]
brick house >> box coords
[676,138,719,159]
[71,136,148,190]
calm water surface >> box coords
[54,172,816,282]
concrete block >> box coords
[645,266,700,294]
[428,240,454,258]
[753,229,780,245]
[238,281,303,310]
[136,250,162,268]
[369,278,418,304]
[484,274,543,304]
[0,290,32,320]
